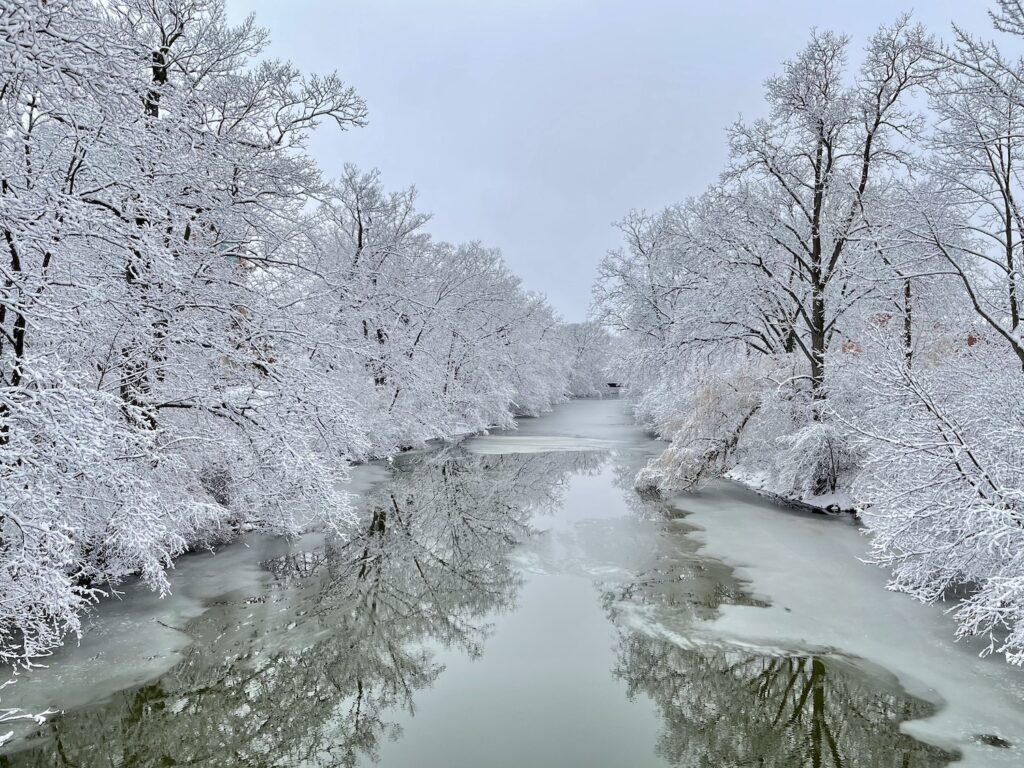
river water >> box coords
[1,398,1021,766]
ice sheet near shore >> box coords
[2,533,276,718]
[1,461,391,723]
[474,399,1024,765]
[463,434,619,454]
[677,480,1024,767]
[463,398,659,456]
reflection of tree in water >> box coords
[3,447,599,768]
[602,469,955,768]
[603,456,765,629]
[613,632,956,767]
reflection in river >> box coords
[600,473,954,768]
[0,401,958,767]
[1,448,599,767]
[613,631,951,767]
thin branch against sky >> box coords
[227,0,995,320]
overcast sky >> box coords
[227,1,997,321]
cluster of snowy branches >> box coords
[562,321,614,397]
[0,0,601,665]
[595,3,1024,662]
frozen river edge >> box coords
[676,480,1024,767]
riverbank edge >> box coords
[5,401,573,671]
[723,471,860,519]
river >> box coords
[1,398,1022,766]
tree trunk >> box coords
[903,278,913,367]
[809,285,827,406]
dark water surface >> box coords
[0,399,954,767]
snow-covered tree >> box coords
[597,20,933,496]
[847,0,1024,663]
[0,0,573,665]
[561,321,613,397]
[596,2,1024,664]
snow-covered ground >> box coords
[726,466,855,513]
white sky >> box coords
[227,1,998,321]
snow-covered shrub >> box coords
[0,369,220,663]
[773,421,860,498]
[634,357,769,492]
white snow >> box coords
[677,479,1024,766]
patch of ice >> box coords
[3,532,285,718]
[463,435,618,454]
[676,480,1024,766]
